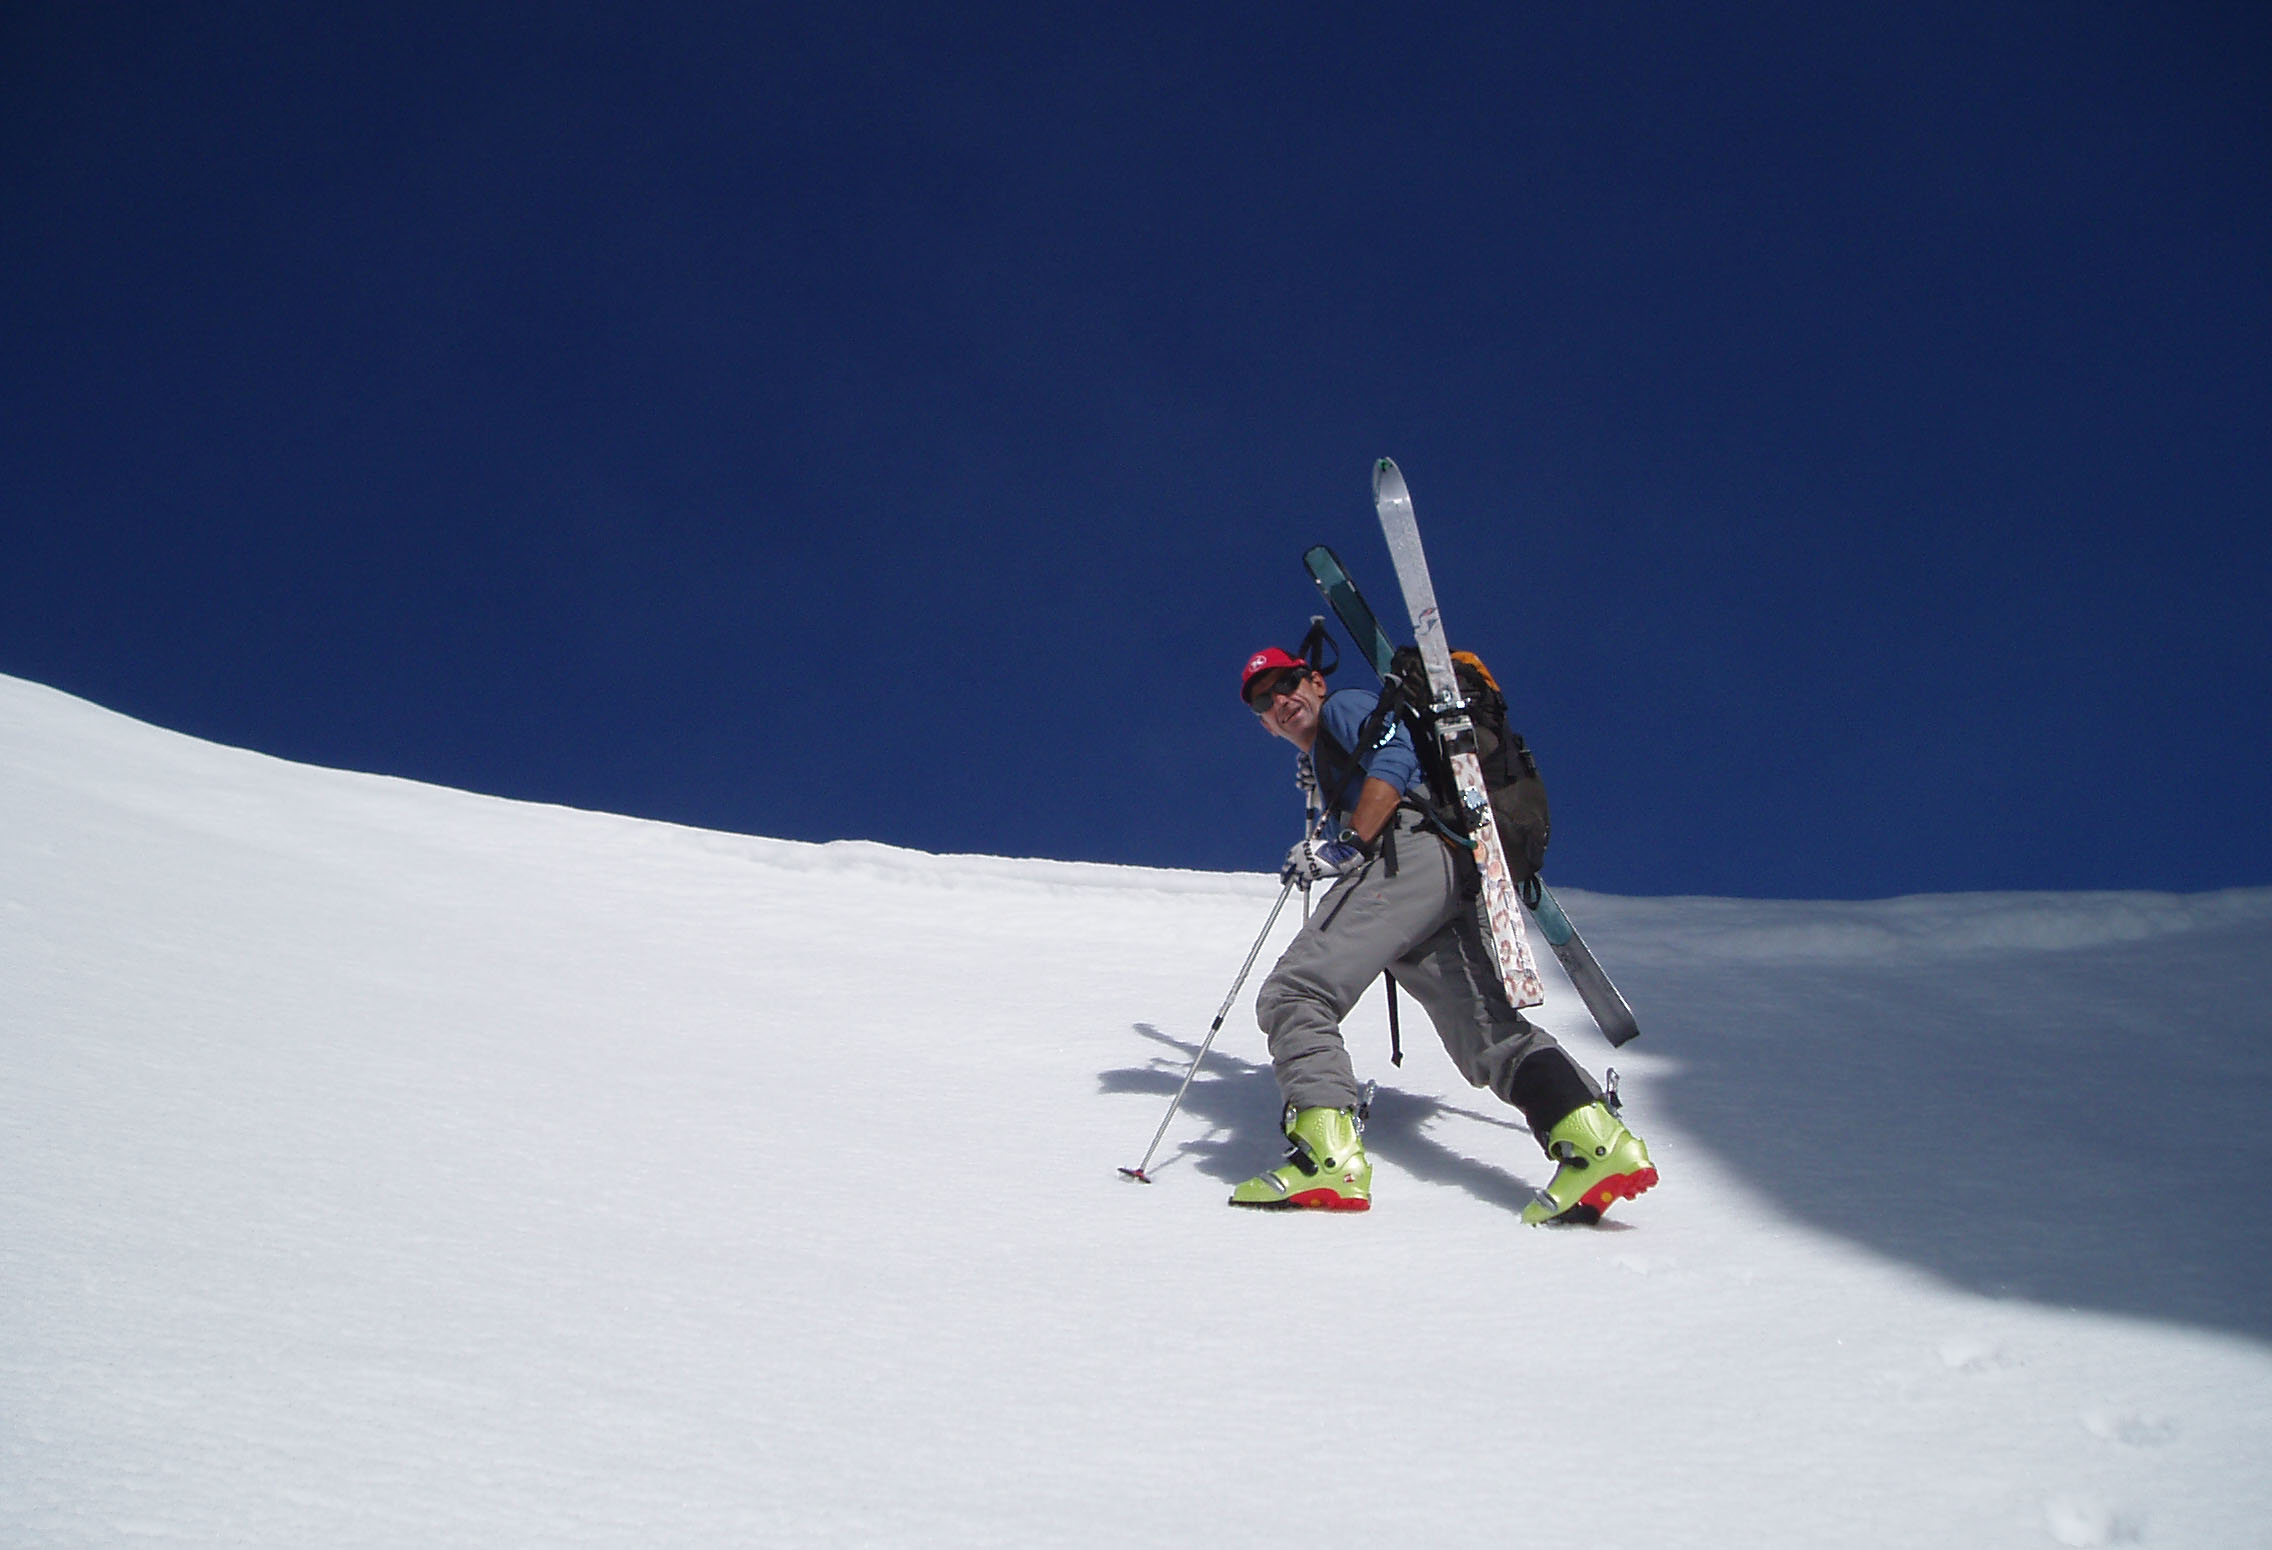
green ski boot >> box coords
[1522,1102,1658,1225]
[1229,1106,1372,1211]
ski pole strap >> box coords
[1384,971,1404,1067]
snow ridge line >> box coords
[2,673,1277,903]
[1570,885,2272,962]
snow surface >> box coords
[4,671,2269,1548]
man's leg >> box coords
[1387,857,1658,1224]
[1381,847,1600,1120]
[1235,814,1458,1209]
[1253,816,1459,1110]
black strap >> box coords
[1296,616,1339,680]
[1310,723,1368,820]
[1385,972,1404,1067]
[1352,674,1405,760]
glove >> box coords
[1281,832,1366,887]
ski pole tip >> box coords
[1118,1167,1152,1184]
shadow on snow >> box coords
[1594,905,2272,1346]
[1100,1022,1569,1223]
[1103,902,2272,1346]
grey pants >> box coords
[1256,808,1597,1114]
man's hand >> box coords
[1281,833,1366,887]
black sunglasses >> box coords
[1246,667,1310,713]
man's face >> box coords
[1249,667,1327,748]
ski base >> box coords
[1527,882,1641,1046]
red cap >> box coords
[1241,646,1307,700]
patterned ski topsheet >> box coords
[1370,458,1546,1009]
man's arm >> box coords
[1346,776,1402,846]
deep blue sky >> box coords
[5,4,2266,898]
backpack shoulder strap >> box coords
[1309,713,1365,816]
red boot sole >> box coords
[1581,1166,1659,1216]
[1284,1188,1371,1211]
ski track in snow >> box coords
[4,672,2270,1548]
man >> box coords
[1232,646,1658,1223]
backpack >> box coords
[1383,646,1551,887]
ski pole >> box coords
[1120,877,1297,1183]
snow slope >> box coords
[4,672,2268,1548]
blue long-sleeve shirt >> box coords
[1306,687,1427,825]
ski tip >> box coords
[1371,457,1407,503]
